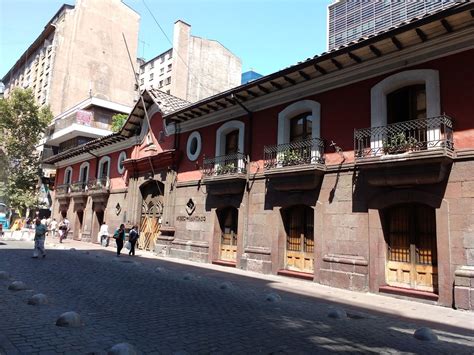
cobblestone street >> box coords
[0,239,473,354]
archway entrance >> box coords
[383,203,438,293]
[282,205,314,273]
[217,207,238,262]
[139,180,163,251]
[74,210,84,240]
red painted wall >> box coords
[175,49,474,181]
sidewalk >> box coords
[44,236,474,333]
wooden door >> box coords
[139,215,160,251]
[138,180,164,251]
[218,207,238,262]
[284,206,314,273]
[385,204,438,292]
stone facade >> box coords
[51,4,474,310]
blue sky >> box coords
[0,0,329,78]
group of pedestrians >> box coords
[32,216,140,259]
[99,222,140,257]
[32,216,70,258]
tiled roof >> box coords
[148,89,190,115]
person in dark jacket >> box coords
[128,225,139,256]
[114,224,126,256]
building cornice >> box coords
[174,27,474,133]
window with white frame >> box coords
[186,131,202,161]
[370,69,440,151]
[97,156,111,180]
[79,162,89,184]
[215,120,245,172]
[117,151,127,174]
[64,167,73,185]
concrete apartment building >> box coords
[328,0,460,50]
[138,20,242,103]
[2,0,140,117]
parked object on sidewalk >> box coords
[33,219,47,258]
[99,221,110,247]
[128,225,139,256]
[114,224,126,256]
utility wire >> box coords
[122,32,164,197]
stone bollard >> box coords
[56,311,82,327]
[154,266,167,273]
[107,343,138,355]
[8,281,28,291]
[219,281,234,290]
[265,292,281,302]
[327,307,347,319]
[414,327,438,342]
[0,271,10,280]
[183,273,195,281]
[69,248,76,252]
[28,293,48,305]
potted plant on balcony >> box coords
[216,162,237,175]
[382,132,418,154]
[281,149,301,166]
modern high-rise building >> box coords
[327,0,460,50]
[138,20,242,103]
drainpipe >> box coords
[231,94,253,159]
[230,94,253,269]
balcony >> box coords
[55,184,71,207]
[354,115,454,186]
[44,110,112,147]
[70,181,88,208]
[202,153,247,195]
[87,178,110,204]
[263,138,326,191]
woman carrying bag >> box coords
[113,224,126,257]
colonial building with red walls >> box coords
[45,3,474,310]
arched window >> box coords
[97,156,111,180]
[117,151,127,174]
[371,69,440,152]
[79,162,89,183]
[278,100,320,145]
[64,167,73,185]
[215,120,245,156]
[215,120,245,173]
[371,69,440,127]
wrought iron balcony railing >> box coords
[203,153,247,177]
[55,184,70,196]
[70,181,87,193]
[87,177,110,191]
[264,138,325,170]
[354,115,454,159]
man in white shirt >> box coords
[49,218,58,239]
[99,222,109,247]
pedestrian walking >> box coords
[32,219,47,258]
[128,225,139,256]
[113,224,126,256]
[50,218,58,239]
[99,221,109,247]
[59,217,70,243]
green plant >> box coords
[382,132,418,154]
[216,162,236,175]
